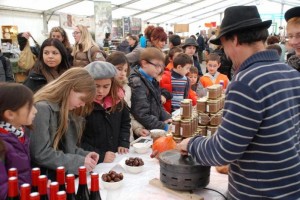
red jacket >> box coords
[160,70,196,113]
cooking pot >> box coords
[158,150,210,191]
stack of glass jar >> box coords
[171,99,199,142]
[196,84,225,137]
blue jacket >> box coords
[0,128,31,199]
[188,50,300,199]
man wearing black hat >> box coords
[178,6,300,199]
[285,6,300,71]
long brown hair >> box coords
[34,67,96,150]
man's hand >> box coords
[176,137,192,155]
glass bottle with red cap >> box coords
[66,174,76,200]
[38,175,49,200]
[31,168,40,193]
[75,166,89,200]
[29,192,40,200]
[8,168,18,178]
[6,176,19,200]
[56,166,66,191]
[20,183,31,200]
[90,173,101,200]
[50,182,59,200]
[57,191,66,200]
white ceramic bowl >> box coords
[125,164,144,174]
[150,129,166,138]
[102,178,123,190]
[133,143,150,154]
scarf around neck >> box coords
[0,121,24,138]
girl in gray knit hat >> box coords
[82,61,130,163]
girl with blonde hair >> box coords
[30,67,99,180]
[72,25,106,67]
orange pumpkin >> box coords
[152,136,176,154]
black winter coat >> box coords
[81,102,130,163]
[128,68,171,130]
[23,71,47,92]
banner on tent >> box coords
[60,13,94,29]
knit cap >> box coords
[84,61,117,80]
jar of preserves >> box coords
[180,99,192,119]
[206,100,219,113]
[207,85,219,99]
[198,113,210,125]
[172,118,181,137]
[197,98,207,113]
[210,112,222,126]
[198,126,207,136]
[180,119,192,138]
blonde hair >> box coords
[72,25,98,56]
[49,26,72,51]
[34,67,96,150]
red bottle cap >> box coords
[31,168,40,186]
[90,173,99,192]
[66,174,75,194]
[78,166,87,185]
[7,177,18,197]
[8,168,18,178]
[56,191,66,200]
[20,183,31,200]
[50,182,59,200]
[30,192,40,200]
[38,175,48,195]
[56,166,65,185]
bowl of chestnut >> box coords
[125,157,144,174]
[101,170,124,190]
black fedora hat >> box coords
[210,6,272,45]
[285,7,300,22]
[182,37,198,49]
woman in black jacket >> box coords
[23,38,71,92]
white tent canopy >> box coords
[0,0,297,25]
[0,0,297,44]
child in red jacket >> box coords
[160,53,194,113]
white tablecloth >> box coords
[84,148,228,200]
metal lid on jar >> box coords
[197,97,207,102]
[181,99,190,104]
[158,150,201,166]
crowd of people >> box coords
[0,5,300,200]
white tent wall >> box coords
[0,0,297,47]
[0,9,60,45]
